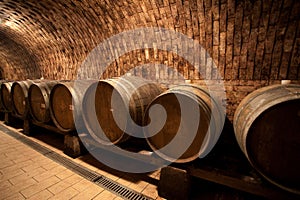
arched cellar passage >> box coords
[0,0,299,119]
[0,30,41,80]
[0,0,299,81]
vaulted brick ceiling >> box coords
[0,0,299,80]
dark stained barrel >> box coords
[233,84,300,194]
[11,80,38,118]
[82,76,165,145]
[0,81,13,112]
[143,84,225,163]
[50,80,96,132]
[0,80,6,111]
[28,81,58,123]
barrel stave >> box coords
[233,84,300,194]
[50,80,96,132]
[83,77,165,145]
[144,84,224,163]
[11,80,38,118]
[0,82,13,112]
[28,81,58,123]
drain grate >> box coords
[47,152,100,181]
[95,176,150,200]
[0,124,154,200]
[20,138,52,155]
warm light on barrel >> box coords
[144,84,225,163]
[82,77,165,145]
[234,84,300,194]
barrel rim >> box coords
[0,82,13,112]
[49,83,76,132]
[143,88,215,163]
[169,84,226,137]
[233,84,300,158]
[11,81,31,118]
[233,84,300,195]
[82,80,129,145]
[234,84,300,124]
[246,99,300,195]
[28,84,49,123]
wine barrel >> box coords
[0,80,6,111]
[11,80,39,118]
[143,84,225,163]
[233,84,300,194]
[82,76,165,145]
[50,80,96,132]
[28,81,58,123]
[0,81,13,112]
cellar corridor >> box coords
[1,0,300,199]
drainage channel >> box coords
[0,124,154,200]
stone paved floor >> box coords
[0,121,164,200]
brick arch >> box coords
[0,30,41,80]
[1,0,299,81]
[0,0,299,119]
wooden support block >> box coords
[158,166,191,200]
[23,119,32,136]
[0,111,5,120]
[64,134,83,158]
[4,112,14,125]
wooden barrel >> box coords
[82,76,165,145]
[0,80,6,111]
[143,84,225,163]
[0,81,13,112]
[233,84,300,194]
[28,81,58,123]
[11,80,38,118]
[50,80,96,132]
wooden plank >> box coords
[80,136,167,167]
[187,166,296,199]
[31,120,69,135]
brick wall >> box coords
[0,0,299,119]
[0,31,41,80]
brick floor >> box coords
[0,122,163,200]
